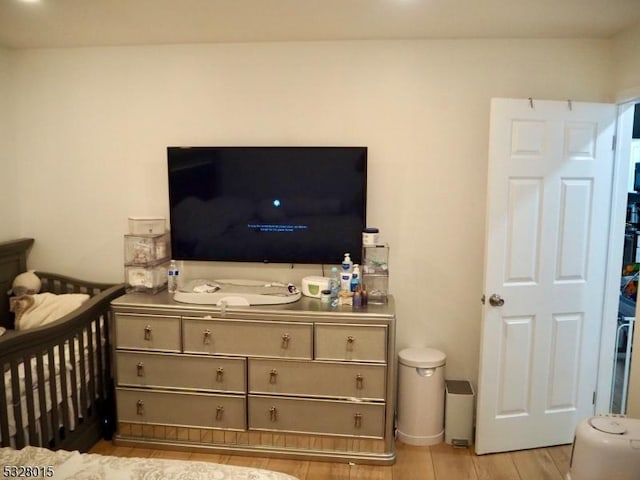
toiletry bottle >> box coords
[329,267,340,307]
[320,290,331,304]
[167,260,179,293]
[350,264,361,292]
[340,253,353,292]
[353,286,363,308]
[342,253,353,272]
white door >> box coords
[476,98,617,454]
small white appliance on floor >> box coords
[567,415,640,480]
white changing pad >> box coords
[174,278,301,305]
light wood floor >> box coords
[89,439,573,480]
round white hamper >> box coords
[567,416,640,480]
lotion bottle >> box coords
[340,253,353,291]
[341,253,353,272]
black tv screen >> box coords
[167,146,367,264]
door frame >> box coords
[596,100,637,413]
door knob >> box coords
[488,294,505,307]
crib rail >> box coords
[0,273,124,451]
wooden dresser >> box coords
[111,292,396,465]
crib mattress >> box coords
[2,334,98,442]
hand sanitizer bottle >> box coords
[350,264,361,292]
[167,260,179,293]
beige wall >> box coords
[613,20,640,101]
[0,47,19,242]
[11,38,612,383]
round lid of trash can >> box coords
[398,347,446,368]
[589,416,627,435]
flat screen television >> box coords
[167,146,367,264]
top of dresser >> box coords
[112,292,395,323]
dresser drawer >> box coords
[116,351,246,393]
[315,324,387,362]
[248,395,385,438]
[183,317,313,359]
[249,359,386,401]
[116,388,246,430]
[115,313,181,352]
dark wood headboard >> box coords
[0,238,34,329]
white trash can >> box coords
[397,347,446,446]
[444,380,475,447]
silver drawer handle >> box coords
[269,369,278,384]
[136,362,145,377]
[136,400,144,416]
[216,367,224,382]
[281,333,291,349]
[203,329,212,345]
[347,335,355,351]
[355,374,364,390]
[215,405,224,421]
[354,412,362,428]
[269,406,278,422]
[144,325,152,341]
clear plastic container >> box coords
[362,244,389,274]
[125,261,169,293]
[124,233,170,265]
[363,274,388,304]
[362,244,389,303]
[128,217,166,235]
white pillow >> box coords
[12,293,90,331]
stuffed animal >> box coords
[9,270,42,296]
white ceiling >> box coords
[1,0,639,49]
